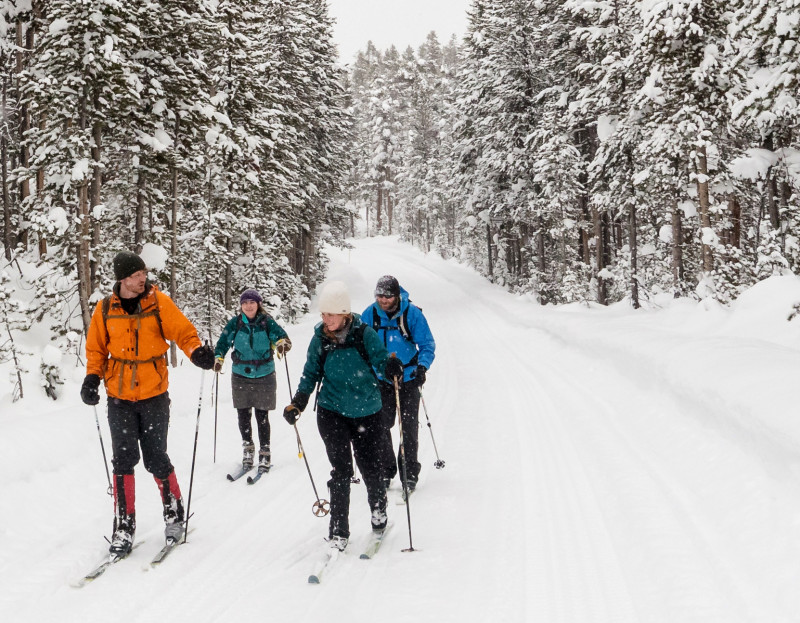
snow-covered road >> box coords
[3,236,800,623]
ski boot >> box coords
[258,445,271,472]
[371,507,388,533]
[109,514,136,557]
[328,535,348,551]
[242,440,255,469]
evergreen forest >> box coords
[1,0,799,400]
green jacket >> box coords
[297,314,389,418]
[214,312,288,378]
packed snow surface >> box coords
[3,236,800,622]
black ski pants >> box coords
[378,379,421,484]
[317,406,387,540]
[237,408,270,447]
[107,392,174,479]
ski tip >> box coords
[226,474,235,481]
[358,553,371,560]
[308,575,320,584]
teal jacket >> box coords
[296,314,389,418]
[214,312,288,378]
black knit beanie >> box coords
[113,251,146,281]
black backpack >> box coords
[319,323,370,369]
[369,305,416,343]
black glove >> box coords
[384,355,404,381]
[190,343,215,370]
[283,392,310,425]
[283,404,301,425]
[411,365,427,385]
[292,392,310,412]
[80,374,101,405]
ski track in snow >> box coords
[3,235,800,623]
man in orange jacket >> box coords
[80,251,214,557]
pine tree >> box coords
[21,0,143,331]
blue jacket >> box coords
[296,314,389,418]
[214,312,288,378]
[362,287,435,383]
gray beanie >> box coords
[375,275,400,298]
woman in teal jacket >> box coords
[283,281,403,552]
[215,289,290,472]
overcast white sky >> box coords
[326,0,471,65]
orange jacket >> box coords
[86,283,203,401]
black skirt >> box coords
[231,372,277,411]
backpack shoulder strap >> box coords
[151,290,167,342]
[101,296,112,343]
[319,323,371,369]
[397,305,417,343]
[371,307,380,332]
[354,323,370,366]
[101,290,167,343]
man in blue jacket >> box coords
[362,275,436,493]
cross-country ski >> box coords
[360,523,393,560]
[226,466,253,482]
[308,544,344,584]
[72,541,145,588]
[247,467,270,485]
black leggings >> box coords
[237,408,270,447]
[378,380,421,483]
[317,407,386,539]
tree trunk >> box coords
[303,227,314,283]
[426,215,431,253]
[671,203,684,296]
[486,222,493,280]
[375,186,382,234]
[135,168,145,252]
[629,204,639,309]
[169,119,181,367]
[762,132,780,231]
[15,21,30,250]
[77,182,92,332]
[593,205,607,305]
[536,217,546,274]
[17,23,30,203]
[579,200,591,264]
[224,235,232,310]
[729,194,741,249]
[77,84,93,332]
[2,89,10,260]
[90,91,103,292]
[36,115,45,255]
[696,145,713,273]
[387,192,393,235]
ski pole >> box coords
[394,377,415,552]
[283,352,293,396]
[294,423,330,517]
[213,371,219,463]
[184,362,207,543]
[420,392,445,469]
[284,355,329,517]
[93,405,113,497]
